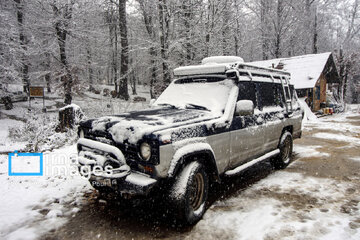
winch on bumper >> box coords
[77,138,157,195]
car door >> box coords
[229,81,265,168]
[259,82,286,151]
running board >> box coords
[225,149,280,176]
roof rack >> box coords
[236,62,290,76]
[173,60,291,85]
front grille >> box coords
[82,128,159,165]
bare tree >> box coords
[105,3,118,90]
[137,0,158,98]
[1,0,360,104]
[51,1,74,105]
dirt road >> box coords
[42,114,360,240]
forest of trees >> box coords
[0,0,359,103]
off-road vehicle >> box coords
[77,56,303,225]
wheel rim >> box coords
[189,173,204,210]
[282,136,291,164]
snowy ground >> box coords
[0,86,151,240]
[0,145,92,240]
[0,96,359,239]
[184,106,360,240]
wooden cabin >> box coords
[250,52,340,111]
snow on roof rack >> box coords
[236,62,290,76]
[173,60,291,79]
[173,64,229,76]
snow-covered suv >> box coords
[77,57,303,225]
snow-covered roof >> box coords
[250,52,336,89]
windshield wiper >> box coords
[157,103,177,109]
[185,103,210,111]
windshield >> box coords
[154,78,235,117]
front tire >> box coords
[272,131,293,169]
[170,161,208,225]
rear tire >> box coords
[272,131,293,169]
[170,161,208,225]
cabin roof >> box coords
[250,52,340,89]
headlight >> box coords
[79,129,84,138]
[140,142,151,161]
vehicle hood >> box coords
[80,107,218,144]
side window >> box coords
[274,84,284,107]
[238,82,257,108]
[257,82,276,108]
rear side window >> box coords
[238,82,257,108]
[257,82,276,107]
[274,84,284,107]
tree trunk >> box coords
[181,0,192,64]
[149,46,157,99]
[204,2,211,57]
[313,8,318,54]
[117,0,130,100]
[58,28,72,105]
[130,69,137,95]
[260,0,270,60]
[105,5,117,90]
[106,6,118,91]
[128,54,137,95]
[338,48,346,102]
[158,0,171,85]
[87,47,93,89]
[52,3,73,105]
[221,0,231,55]
[45,52,51,93]
[234,0,241,56]
[274,0,283,58]
[14,0,30,93]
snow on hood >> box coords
[89,107,218,144]
[84,80,238,145]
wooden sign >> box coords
[29,86,44,97]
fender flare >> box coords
[167,143,219,181]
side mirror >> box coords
[235,100,254,116]
[149,99,156,107]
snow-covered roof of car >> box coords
[250,52,339,89]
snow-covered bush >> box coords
[9,110,79,152]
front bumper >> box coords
[77,138,158,196]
